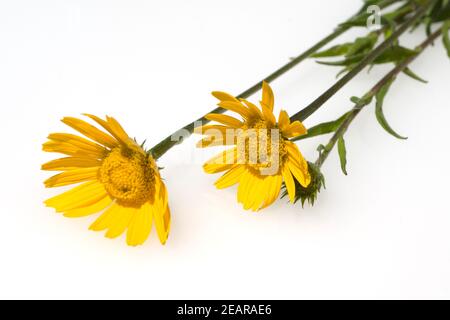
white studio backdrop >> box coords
[0,0,449,299]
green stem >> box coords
[289,0,434,123]
[149,0,401,160]
[315,27,442,169]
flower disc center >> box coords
[99,146,156,207]
[239,121,287,172]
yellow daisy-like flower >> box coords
[42,115,170,246]
[196,82,311,211]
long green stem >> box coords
[150,0,401,160]
[315,27,442,168]
[289,0,433,123]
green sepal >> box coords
[281,162,326,207]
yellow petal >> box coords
[64,196,113,218]
[195,125,232,148]
[203,148,237,173]
[287,159,311,188]
[45,181,107,212]
[218,101,253,120]
[237,169,252,204]
[204,162,234,174]
[89,203,122,231]
[281,164,296,203]
[44,167,99,188]
[104,206,136,239]
[41,157,101,171]
[285,141,308,172]
[61,117,118,148]
[278,110,290,132]
[212,91,239,102]
[42,141,101,159]
[261,174,282,209]
[47,133,108,155]
[126,202,153,246]
[205,114,243,128]
[238,170,265,211]
[262,81,274,111]
[214,165,246,189]
[84,114,130,145]
[106,116,131,143]
[153,182,170,245]
[250,174,269,211]
[196,135,237,148]
[240,99,263,119]
[194,125,230,135]
[282,121,307,138]
[260,102,276,127]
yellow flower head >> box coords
[196,82,311,211]
[42,115,170,246]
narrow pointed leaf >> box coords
[317,144,326,157]
[316,53,365,66]
[293,112,350,141]
[375,79,408,140]
[350,95,373,106]
[337,137,348,175]
[402,67,428,83]
[435,3,450,22]
[336,65,353,78]
[311,43,353,58]
[350,96,361,104]
[443,21,450,58]
[373,46,418,64]
[340,13,371,27]
[345,34,378,57]
[430,0,450,22]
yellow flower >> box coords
[42,115,170,246]
[196,82,311,211]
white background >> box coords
[1,0,450,300]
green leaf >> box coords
[317,144,326,157]
[340,13,371,27]
[315,33,378,65]
[383,5,411,25]
[443,20,450,58]
[430,0,444,21]
[380,16,396,40]
[373,46,418,64]
[337,137,348,175]
[336,65,354,78]
[316,53,366,66]
[375,79,408,140]
[430,0,450,22]
[345,33,379,57]
[311,43,353,58]
[318,46,418,68]
[350,96,361,104]
[435,3,450,22]
[402,67,428,84]
[293,112,350,141]
[350,95,374,106]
